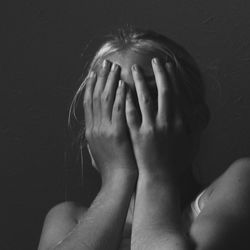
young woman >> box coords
[38,27,250,250]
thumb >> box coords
[125,88,140,130]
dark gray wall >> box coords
[3,0,250,249]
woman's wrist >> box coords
[137,168,181,210]
[101,167,138,190]
[138,165,179,187]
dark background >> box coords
[3,0,250,249]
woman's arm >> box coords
[38,170,136,250]
[131,171,191,250]
[39,60,139,250]
[189,157,250,250]
[52,171,137,250]
[54,61,139,250]
[125,58,194,250]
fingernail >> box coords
[102,59,108,68]
[152,57,158,64]
[119,80,124,87]
[132,64,137,72]
[111,63,118,72]
[89,71,96,78]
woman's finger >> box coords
[83,71,97,129]
[131,64,154,127]
[112,80,126,125]
[125,87,140,131]
[151,57,173,126]
[102,63,121,121]
[93,59,111,126]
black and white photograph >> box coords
[3,1,250,249]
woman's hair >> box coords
[67,26,210,177]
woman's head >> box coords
[69,26,210,171]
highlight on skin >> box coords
[67,26,211,177]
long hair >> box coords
[66,26,210,188]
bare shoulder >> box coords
[38,201,88,250]
[202,156,250,201]
[190,156,250,250]
[215,156,250,183]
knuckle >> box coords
[116,91,123,100]
[101,92,110,102]
[83,97,91,106]
[93,93,100,102]
[109,69,117,78]
[92,127,100,137]
[141,94,151,104]
[98,69,107,77]
[99,67,110,78]
[98,124,114,138]
[126,107,139,120]
[85,129,92,140]
[158,122,169,131]
[99,126,107,137]
[83,99,88,106]
[85,76,94,87]
[114,102,122,112]
[112,127,124,141]
[141,125,155,136]
[144,97,151,104]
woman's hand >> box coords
[125,57,192,178]
[83,59,138,184]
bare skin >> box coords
[38,158,250,250]
[38,51,250,250]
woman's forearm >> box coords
[54,170,137,250]
[131,170,192,250]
